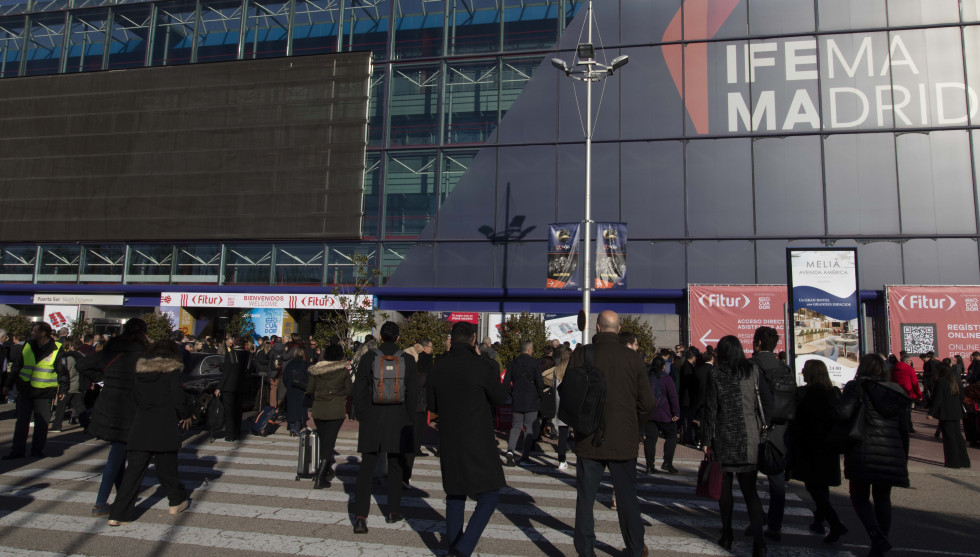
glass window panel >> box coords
[389,63,441,146]
[0,245,36,282]
[621,0,680,45]
[903,238,980,285]
[342,0,389,61]
[31,0,68,12]
[25,14,65,76]
[644,242,686,289]
[888,29,966,130]
[127,244,173,283]
[497,55,554,144]
[494,240,545,288]
[430,147,496,239]
[327,243,377,286]
[107,5,151,69]
[621,46,683,140]
[37,244,80,282]
[685,0,746,40]
[435,242,492,288]
[444,59,498,145]
[748,0,814,35]
[685,139,754,237]
[440,149,478,206]
[71,0,115,10]
[887,0,959,26]
[498,145,553,241]
[824,133,899,235]
[173,243,220,283]
[291,0,339,57]
[503,0,557,52]
[817,0,886,31]
[224,244,272,285]
[385,151,437,238]
[368,66,386,146]
[966,0,980,22]
[692,40,748,136]
[0,17,25,78]
[80,244,125,282]
[753,136,825,236]
[688,241,755,285]
[621,141,684,239]
[818,32,892,131]
[393,0,443,59]
[896,131,976,235]
[449,0,498,55]
[151,0,196,66]
[500,55,537,121]
[362,152,381,238]
[0,2,29,17]
[963,26,980,126]
[852,240,903,292]
[563,0,583,32]
[196,0,243,63]
[243,0,289,59]
[380,243,410,285]
[274,243,324,285]
[65,9,108,73]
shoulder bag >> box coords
[828,382,867,452]
[755,379,786,476]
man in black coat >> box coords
[215,336,249,442]
[691,350,714,448]
[502,340,543,466]
[427,322,508,556]
[351,321,417,534]
[2,322,68,459]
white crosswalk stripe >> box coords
[0,430,855,557]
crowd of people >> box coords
[1,314,977,557]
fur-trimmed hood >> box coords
[135,357,184,374]
[307,360,348,376]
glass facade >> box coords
[0,0,978,291]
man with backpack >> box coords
[749,326,795,542]
[350,321,417,534]
[503,340,543,467]
[566,310,654,557]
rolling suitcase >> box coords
[296,428,320,480]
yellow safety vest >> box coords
[19,341,62,390]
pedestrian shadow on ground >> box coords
[495,485,582,556]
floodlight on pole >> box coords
[550,0,628,345]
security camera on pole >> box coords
[550,0,628,345]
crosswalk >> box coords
[0,430,860,556]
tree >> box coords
[497,312,548,368]
[620,315,657,363]
[68,316,94,339]
[398,312,451,355]
[228,310,256,341]
[141,311,175,342]
[0,314,33,338]
[315,253,384,353]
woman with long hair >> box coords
[790,360,847,542]
[835,354,911,557]
[551,347,572,470]
[76,318,149,517]
[928,363,971,468]
[700,335,769,557]
[281,346,310,436]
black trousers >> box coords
[805,481,842,528]
[720,470,765,540]
[221,391,243,440]
[643,420,677,468]
[354,451,406,517]
[404,411,428,482]
[940,419,971,468]
[849,480,892,543]
[574,458,644,557]
[11,393,52,456]
[52,393,86,427]
[109,450,186,521]
[312,418,344,469]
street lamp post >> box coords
[551,1,628,345]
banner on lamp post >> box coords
[594,222,627,289]
[787,248,862,386]
[546,223,581,289]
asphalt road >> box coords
[0,405,976,557]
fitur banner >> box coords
[594,223,627,289]
[787,248,862,386]
[546,223,581,289]
[886,285,980,359]
[687,285,788,356]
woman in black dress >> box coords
[928,363,971,469]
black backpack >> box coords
[557,345,606,446]
[757,359,797,422]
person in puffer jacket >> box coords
[834,354,911,557]
[306,344,353,488]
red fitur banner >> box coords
[886,285,980,359]
[688,285,788,356]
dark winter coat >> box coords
[835,378,910,488]
[78,339,145,443]
[752,350,792,455]
[253,349,273,378]
[676,360,696,408]
[568,332,655,461]
[929,380,964,421]
[701,363,772,470]
[306,360,352,421]
[692,363,713,416]
[413,352,433,414]
[789,385,842,486]
[217,347,249,393]
[504,353,543,413]
[281,357,310,425]
[648,369,679,423]
[427,342,508,496]
[128,357,195,452]
[353,342,417,454]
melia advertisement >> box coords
[787,248,861,386]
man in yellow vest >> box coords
[2,321,68,460]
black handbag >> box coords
[828,383,866,452]
[755,383,786,476]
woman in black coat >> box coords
[280,347,310,436]
[835,354,911,557]
[108,341,195,525]
[790,360,846,542]
[76,318,148,517]
[928,364,971,469]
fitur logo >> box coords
[698,292,750,309]
[897,294,957,311]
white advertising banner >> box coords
[159,292,373,310]
[33,294,125,305]
[43,305,79,330]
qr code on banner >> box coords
[901,323,937,355]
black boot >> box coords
[313,461,330,489]
[752,538,767,557]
